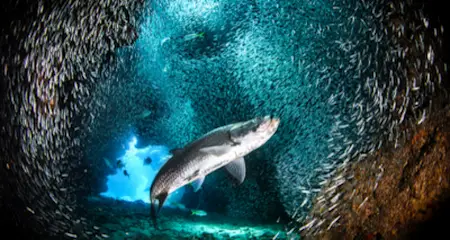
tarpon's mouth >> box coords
[258,115,280,132]
[270,117,280,129]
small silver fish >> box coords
[183,32,205,41]
[123,170,130,178]
[190,209,207,217]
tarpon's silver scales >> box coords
[150,116,280,228]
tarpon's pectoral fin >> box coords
[170,148,183,155]
[191,176,205,192]
[224,157,246,184]
[199,145,230,156]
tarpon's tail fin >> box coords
[150,201,159,229]
[150,192,168,229]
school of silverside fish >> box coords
[280,0,447,237]
[0,0,146,238]
[0,0,447,239]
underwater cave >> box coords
[0,0,449,239]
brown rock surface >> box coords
[305,107,450,240]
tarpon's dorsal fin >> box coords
[170,148,183,155]
[191,176,205,192]
[199,145,230,156]
[225,157,246,184]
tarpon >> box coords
[150,115,280,228]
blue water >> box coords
[100,137,185,205]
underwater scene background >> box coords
[0,0,449,239]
